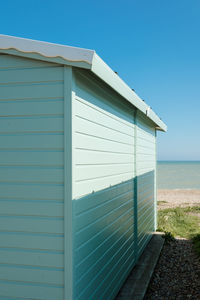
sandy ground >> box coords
[157,189,200,210]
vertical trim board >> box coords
[134,109,138,262]
[154,129,157,231]
[63,66,73,300]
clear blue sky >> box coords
[1,0,200,160]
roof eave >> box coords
[0,34,94,69]
[0,34,167,131]
[91,53,167,132]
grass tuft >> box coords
[157,200,168,204]
[183,206,200,213]
[162,231,175,243]
[158,207,200,239]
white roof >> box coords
[0,34,166,131]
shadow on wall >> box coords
[72,170,155,300]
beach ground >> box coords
[157,189,200,209]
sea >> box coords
[157,161,200,190]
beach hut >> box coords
[0,34,167,300]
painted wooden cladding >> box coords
[0,54,158,300]
[0,54,64,299]
[73,71,135,199]
[136,112,156,256]
[72,71,136,299]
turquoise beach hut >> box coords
[0,35,166,300]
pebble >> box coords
[144,239,200,300]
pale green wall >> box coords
[136,111,156,256]
[0,54,157,300]
[72,70,156,300]
[0,54,64,299]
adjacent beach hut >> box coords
[0,35,167,300]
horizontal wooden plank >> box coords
[0,150,63,166]
[74,173,134,199]
[138,220,154,243]
[0,82,63,100]
[138,205,154,228]
[0,166,63,184]
[138,203,154,217]
[137,165,154,172]
[137,112,155,134]
[138,213,154,238]
[75,216,133,278]
[0,280,63,300]
[76,232,134,297]
[137,152,155,158]
[76,233,134,299]
[0,183,63,200]
[0,117,63,133]
[137,136,155,145]
[137,161,155,171]
[136,148,155,155]
[0,265,63,285]
[75,149,134,165]
[138,234,152,258]
[0,216,63,234]
[137,134,155,145]
[137,139,155,150]
[75,199,133,247]
[138,196,154,211]
[137,123,155,136]
[75,115,134,146]
[0,99,63,117]
[137,125,154,137]
[74,201,133,247]
[0,232,63,251]
[137,195,154,211]
[74,133,134,154]
[100,245,135,299]
[138,227,153,250]
[75,72,135,121]
[137,183,154,195]
[137,168,154,176]
[0,54,57,69]
[138,175,154,187]
[138,228,153,247]
[0,67,63,84]
[137,187,154,201]
[0,248,63,268]
[75,97,134,136]
[138,185,154,198]
[74,73,135,124]
[0,134,63,149]
[138,179,154,191]
[137,172,154,184]
[75,189,133,231]
[74,180,133,214]
[138,226,153,245]
[0,200,63,217]
[75,164,133,183]
[74,208,133,264]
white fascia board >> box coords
[0,34,167,131]
[0,34,94,66]
[148,110,167,132]
[91,53,167,132]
